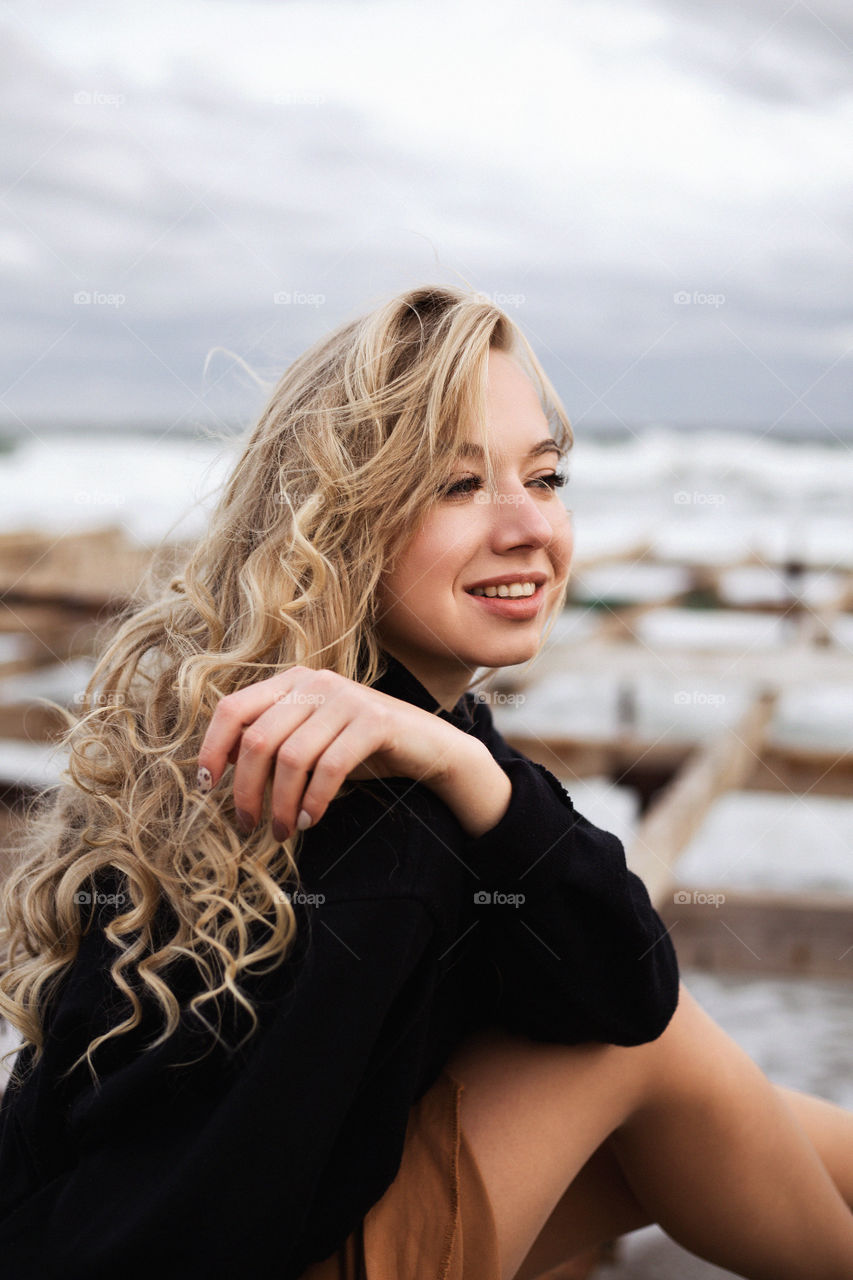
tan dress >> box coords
[298,1068,502,1280]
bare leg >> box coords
[776,1086,853,1207]
[446,983,853,1280]
[512,1084,853,1280]
[607,993,853,1280]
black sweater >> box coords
[0,652,679,1279]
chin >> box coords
[467,637,542,670]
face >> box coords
[375,348,574,709]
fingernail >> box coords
[197,766,213,794]
[272,819,290,843]
[235,809,255,834]
[296,809,313,831]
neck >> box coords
[381,646,477,712]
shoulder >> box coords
[296,773,470,920]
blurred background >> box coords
[1,2,852,1276]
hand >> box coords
[196,665,472,840]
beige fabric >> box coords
[299,1068,501,1280]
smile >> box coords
[464,582,546,618]
[468,581,538,598]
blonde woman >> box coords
[0,285,851,1280]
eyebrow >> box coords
[456,438,565,461]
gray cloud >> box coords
[0,0,850,440]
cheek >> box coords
[403,514,472,585]
[377,531,449,614]
[551,508,574,573]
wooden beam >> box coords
[498,731,852,799]
[624,689,778,904]
[659,886,853,982]
[501,731,703,785]
[744,744,853,797]
[0,527,190,607]
[0,703,69,741]
[0,600,105,632]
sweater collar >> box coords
[373,650,476,732]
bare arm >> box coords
[428,734,513,839]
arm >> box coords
[455,698,681,1047]
[196,664,511,841]
[428,734,513,838]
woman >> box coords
[0,285,850,1280]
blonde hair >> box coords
[0,284,573,1083]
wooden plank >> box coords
[621,549,853,578]
[798,578,853,647]
[500,733,684,784]
[0,648,67,679]
[659,886,853,981]
[744,744,853,798]
[499,732,852,799]
[0,800,26,879]
[624,689,778,904]
[0,703,69,741]
[0,601,104,633]
[570,542,652,572]
[0,528,190,607]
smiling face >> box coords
[375,348,574,709]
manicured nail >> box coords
[197,766,213,793]
[272,819,290,843]
[296,809,313,831]
[235,809,255,834]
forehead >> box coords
[467,351,558,457]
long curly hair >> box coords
[0,283,573,1083]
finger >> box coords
[229,698,317,828]
[268,704,363,837]
[275,721,385,837]
[196,669,308,789]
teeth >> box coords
[470,581,538,598]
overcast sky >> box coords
[1,0,851,440]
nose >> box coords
[486,484,556,550]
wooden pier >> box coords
[1,524,851,973]
[1,525,852,1280]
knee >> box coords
[626,980,757,1113]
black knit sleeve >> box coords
[0,894,439,1280]
[463,698,680,1046]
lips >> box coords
[464,571,548,593]
[464,582,546,618]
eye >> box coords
[531,470,569,491]
[440,474,482,498]
[438,470,569,499]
